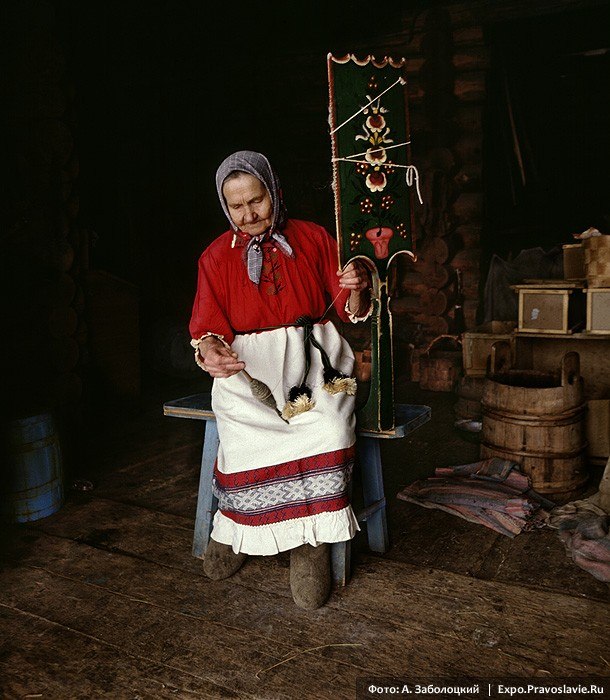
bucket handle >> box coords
[489,340,512,375]
[561,351,580,386]
[422,334,462,356]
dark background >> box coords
[35,1,610,318]
[483,6,610,260]
[51,0,406,322]
[2,0,610,437]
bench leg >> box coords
[331,540,350,587]
[331,467,355,587]
[330,460,353,587]
[357,436,389,554]
[192,421,219,559]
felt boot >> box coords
[202,538,247,580]
[289,543,331,610]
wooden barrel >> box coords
[454,375,485,420]
[0,413,64,523]
[480,344,588,502]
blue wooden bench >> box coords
[163,393,430,585]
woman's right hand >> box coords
[198,337,245,378]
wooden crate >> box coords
[586,288,610,335]
[562,243,585,280]
[513,282,586,334]
[462,321,515,377]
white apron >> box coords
[209,321,359,555]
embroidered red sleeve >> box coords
[317,226,351,323]
[189,250,235,345]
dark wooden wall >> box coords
[3,1,85,419]
[4,0,609,424]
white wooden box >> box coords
[513,282,586,334]
[586,288,610,335]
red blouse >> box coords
[189,219,351,345]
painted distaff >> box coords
[328,53,420,269]
[328,53,421,431]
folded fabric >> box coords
[397,458,551,538]
[547,500,610,582]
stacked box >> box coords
[586,288,610,334]
[513,282,586,334]
[562,243,585,280]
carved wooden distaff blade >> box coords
[328,54,417,432]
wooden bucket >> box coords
[583,235,610,287]
[480,342,588,502]
[0,413,64,523]
[454,375,485,420]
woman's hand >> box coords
[337,262,372,318]
[337,261,369,291]
[198,337,245,378]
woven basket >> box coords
[419,335,463,392]
[584,235,610,287]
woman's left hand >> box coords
[337,261,370,291]
[338,261,372,318]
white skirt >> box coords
[209,322,359,555]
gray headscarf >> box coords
[215,150,292,284]
[215,150,287,234]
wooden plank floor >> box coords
[1,375,609,698]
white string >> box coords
[332,158,423,205]
[334,157,407,167]
[405,165,423,204]
[335,141,411,161]
[304,287,346,345]
[322,287,346,321]
[330,78,406,135]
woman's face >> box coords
[222,173,273,237]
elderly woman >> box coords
[189,151,371,609]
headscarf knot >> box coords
[215,150,293,284]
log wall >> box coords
[325,3,489,356]
[323,0,605,354]
[4,2,86,422]
[9,0,605,403]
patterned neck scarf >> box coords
[215,150,294,284]
[245,232,294,286]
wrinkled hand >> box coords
[337,261,370,291]
[337,261,372,318]
[198,337,245,378]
